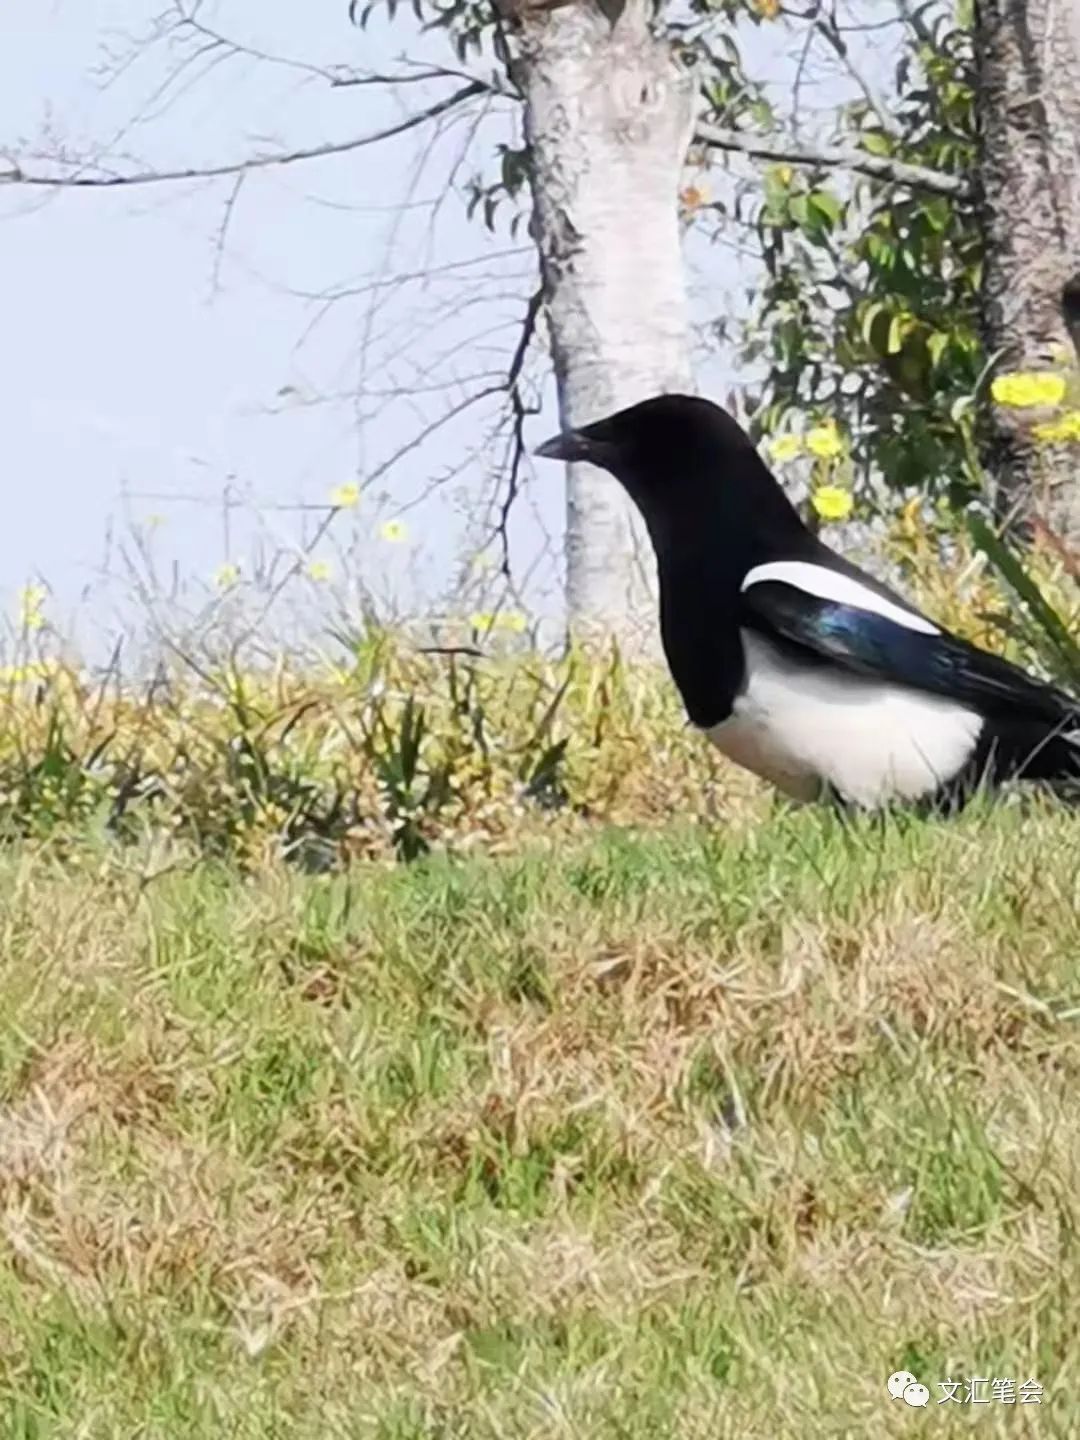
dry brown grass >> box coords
[0,801,1077,1436]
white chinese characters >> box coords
[888,1371,1043,1407]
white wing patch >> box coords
[741,560,939,636]
[706,630,981,808]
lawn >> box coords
[1,802,1078,1437]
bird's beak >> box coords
[534,429,593,464]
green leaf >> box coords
[927,330,950,369]
[966,514,1080,682]
[500,147,527,197]
[886,313,910,355]
[808,190,843,227]
[864,233,895,269]
[860,131,893,156]
[860,301,888,347]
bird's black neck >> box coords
[620,449,813,728]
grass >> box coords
[2,339,1077,1436]
[1,799,1078,1437]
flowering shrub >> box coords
[764,418,854,525]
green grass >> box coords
[1,801,1079,1437]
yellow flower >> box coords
[805,421,844,460]
[497,611,527,634]
[0,660,58,684]
[379,519,408,544]
[329,481,360,509]
[1033,409,1080,444]
[469,611,495,634]
[17,585,47,631]
[307,560,333,582]
[214,562,240,590]
[811,486,854,522]
[754,0,781,17]
[990,371,1067,409]
[769,434,803,463]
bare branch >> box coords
[812,12,897,135]
[695,120,970,197]
[416,644,486,657]
[0,81,487,189]
[365,382,508,496]
[791,1,820,138]
[497,286,544,576]
[171,4,504,94]
[209,171,246,297]
[330,65,514,98]
[895,0,937,51]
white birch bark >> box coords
[513,0,698,650]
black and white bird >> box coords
[536,393,1080,811]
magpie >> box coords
[535,393,1080,811]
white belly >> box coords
[705,631,983,808]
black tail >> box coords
[978,719,1080,789]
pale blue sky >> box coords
[0,0,897,658]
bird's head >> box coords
[535,393,804,551]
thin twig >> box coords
[813,12,896,134]
[695,120,969,197]
[791,0,820,139]
[416,645,486,658]
[896,0,937,51]
[0,82,487,189]
[172,3,492,91]
[209,172,245,297]
[497,287,544,578]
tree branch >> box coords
[895,0,937,52]
[173,6,501,93]
[811,13,897,136]
[497,285,544,577]
[695,120,969,198]
[0,81,487,189]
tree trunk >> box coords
[513,0,698,651]
[975,0,1080,546]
